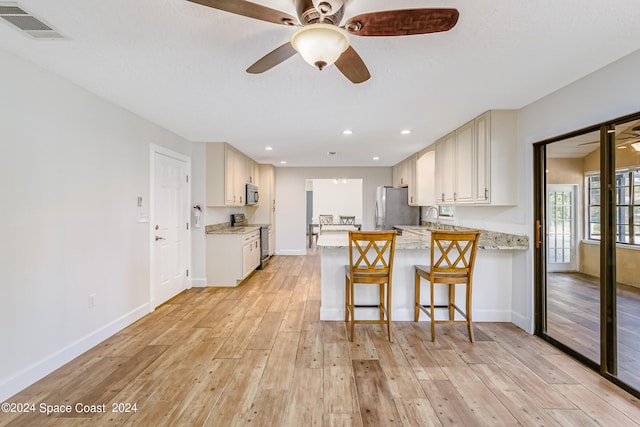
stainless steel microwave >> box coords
[246,184,259,205]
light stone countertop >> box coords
[205,223,261,234]
[317,224,529,251]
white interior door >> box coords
[152,148,189,308]
[546,184,578,272]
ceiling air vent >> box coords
[0,2,64,39]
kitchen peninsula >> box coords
[317,225,528,322]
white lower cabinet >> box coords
[206,229,261,286]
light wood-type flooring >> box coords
[547,271,640,392]
[2,253,640,426]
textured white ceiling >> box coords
[2,0,640,166]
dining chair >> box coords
[414,230,481,342]
[339,215,356,225]
[318,214,334,231]
[345,230,397,342]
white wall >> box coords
[312,179,363,224]
[0,49,192,401]
[275,167,391,255]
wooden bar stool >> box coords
[414,230,481,342]
[345,230,397,342]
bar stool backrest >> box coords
[430,230,481,276]
[348,231,397,282]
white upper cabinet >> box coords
[435,131,456,204]
[393,151,436,206]
[473,110,517,205]
[206,142,258,207]
[416,150,436,206]
[454,120,474,204]
[434,110,517,206]
[392,154,419,205]
[246,156,259,186]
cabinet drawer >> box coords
[243,230,260,243]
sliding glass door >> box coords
[534,113,640,398]
[613,119,640,392]
[538,129,602,365]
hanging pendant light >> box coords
[291,23,349,70]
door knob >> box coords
[155,236,166,241]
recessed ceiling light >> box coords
[265,146,273,151]
[401,130,411,135]
[373,156,380,161]
[343,130,353,135]
[280,160,287,164]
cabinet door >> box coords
[416,150,435,206]
[225,146,239,205]
[399,160,408,187]
[242,242,252,278]
[234,152,245,205]
[474,111,491,203]
[392,164,400,187]
[441,133,456,203]
[253,239,261,269]
[455,120,474,203]
[247,159,259,186]
[406,155,418,206]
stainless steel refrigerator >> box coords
[375,186,420,230]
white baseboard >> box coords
[0,303,151,402]
[511,311,534,333]
[190,277,207,288]
[276,249,307,256]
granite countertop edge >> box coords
[318,224,529,251]
[205,223,262,235]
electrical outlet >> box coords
[88,294,96,309]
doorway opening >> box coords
[306,178,363,249]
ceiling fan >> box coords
[187,0,459,83]
[578,124,640,151]
[619,125,640,150]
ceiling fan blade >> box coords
[345,8,459,37]
[187,0,297,26]
[619,137,640,145]
[578,141,599,146]
[246,42,297,74]
[335,46,370,84]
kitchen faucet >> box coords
[424,206,440,229]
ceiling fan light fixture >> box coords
[632,142,640,152]
[291,23,349,70]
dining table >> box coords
[308,223,362,248]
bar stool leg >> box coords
[430,281,436,342]
[345,277,350,323]
[466,283,474,342]
[379,284,385,321]
[448,284,455,320]
[414,271,420,322]
[387,281,392,342]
